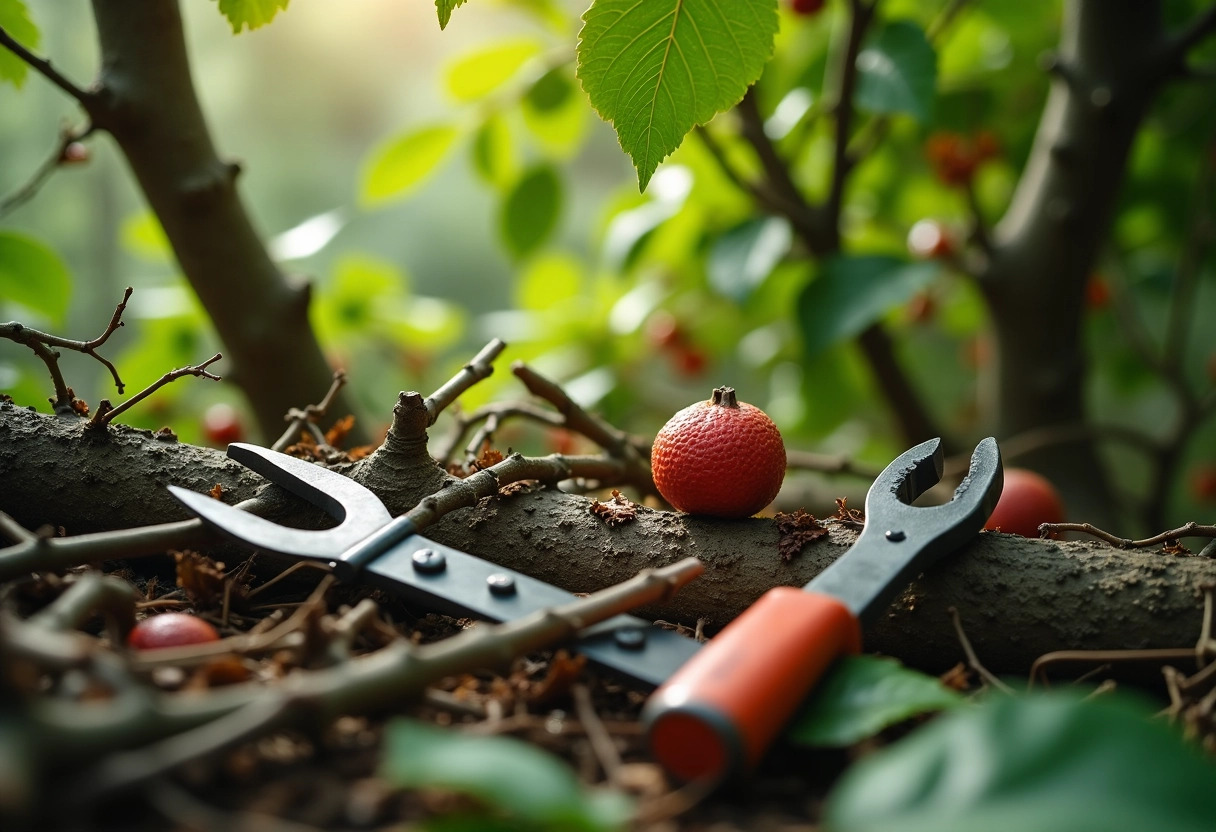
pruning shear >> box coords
[168,443,702,687]
[642,435,1002,782]
[170,436,1000,784]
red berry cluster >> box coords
[645,311,708,378]
[925,130,1001,187]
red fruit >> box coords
[1191,465,1216,504]
[905,291,937,324]
[673,345,708,377]
[646,311,685,349]
[1085,275,1110,309]
[650,386,786,519]
[984,468,1065,538]
[907,220,954,259]
[202,402,244,446]
[791,0,825,14]
[128,613,220,651]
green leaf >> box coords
[797,255,938,357]
[444,40,542,102]
[120,211,172,262]
[360,124,461,207]
[708,216,791,302]
[824,692,1216,832]
[213,0,290,33]
[576,0,779,191]
[788,655,961,748]
[313,255,407,340]
[0,231,71,324]
[521,67,590,158]
[435,0,469,30]
[516,252,583,311]
[0,0,39,87]
[472,113,518,190]
[381,719,631,832]
[499,164,562,259]
[855,20,937,122]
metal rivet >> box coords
[885,529,906,542]
[614,627,647,650]
[486,573,516,596]
[412,548,447,574]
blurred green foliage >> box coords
[1,0,1214,527]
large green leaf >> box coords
[0,0,38,87]
[576,0,779,191]
[855,20,937,122]
[0,231,71,324]
[797,255,938,356]
[787,655,962,748]
[499,164,562,259]
[708,216,791,302]
[444,40,542,102]
[381,719,630,831]
[213,0,290,33]
[824,692,1216,832]
[360,124,461,206]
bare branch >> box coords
[0,25,96,108]
[424,338,506,424]
[271,369,349,452]
[0,124,95,219]
[1,287,133,412]
[89,353,223,427]
[1037,521,1216,549]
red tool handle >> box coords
[643,587,862,782]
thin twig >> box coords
[89,353,223,427]
[434,401,565,465]
[0,123,95,218]
[572,683,622,784]
[0,511,36,544]
[424,339,506,425]
[949,606,1013,694]
[1,287,133,411]
[0,25,96,107]
[1037,521,1216,548]
[1030,648,1196,688]
[271,369,348,452]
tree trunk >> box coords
[983,0,1166,531]
[84,0,363,442]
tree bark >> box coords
[3,402,1211,679]
[82,0,363,442]
[982,0,1168,530]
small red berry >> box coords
[645,311,684,350]
[128,613,221,651]
[202,403,244,446]
[651,386,786,518]
[1191,465,1216,504]
[60,142,90,164]
[905,291,937,324]
[791,0,826,15]
[1085,275,1110,309]
[984,468,1066,538]
[907,220,954,259]
[673,346,708,377]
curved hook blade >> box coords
[169,443,392,559]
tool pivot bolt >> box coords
[486,573,517,596]
[412,548,447,574]
[885,529,906,542]
[614,626,647,650]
